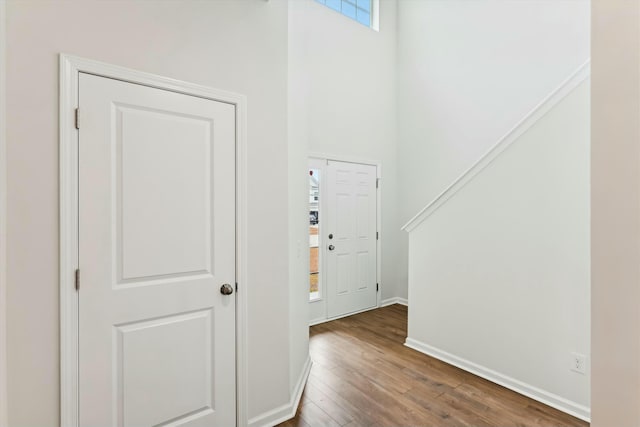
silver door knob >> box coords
[328,245,335,251]
[220,283,234,295]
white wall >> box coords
[391,0,592,303]
[407,78,591,416]
[399,0,591,418]
[4,1,302,425]
[397,0,591,223]
[591,1,640,425]
[289,0,404,310]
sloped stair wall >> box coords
[404,74,591,420]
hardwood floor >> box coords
[279,305,588,427]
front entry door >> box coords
[78,73,236,426]
[326,160,377,318]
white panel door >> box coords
[78,73,236,427]
[326,161,377,318]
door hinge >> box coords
[376,178,379,189]
[376,231,379,240]
[75,268,80,291]
[376,283,379,292]
[75,108,80,130]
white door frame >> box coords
[59,54,248,427]
[308,153,382,324]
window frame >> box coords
[315,0,380,31]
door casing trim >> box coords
[59,54,248,427]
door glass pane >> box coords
[309,169,320,301]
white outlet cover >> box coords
[571,352,587,374]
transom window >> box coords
[316,0,373,28]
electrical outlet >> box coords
[570,352,587,374]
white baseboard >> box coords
[380,297,408,307]
[309,304,384,327]
[248,355,312,427]
[309,316,328,327]
[404,338,590,422]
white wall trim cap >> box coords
[248,355,312,427]
[401,60,591,232]
[405,338,590,422]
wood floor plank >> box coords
[302,382,355,426]
[306,371,380,426]
[298,401,342,427]
[278,305,589,427]
[310,363,415,426]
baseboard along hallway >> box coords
[279,305,588,427]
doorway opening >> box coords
[307,156,380,325]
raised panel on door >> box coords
[78,72,236,427]
[326,161,377,318]
[117,105,213,283]
[115,309,213,427]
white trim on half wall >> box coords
[402,60,591,232]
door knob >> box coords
[328,245,335,251]
[220,283,234,295]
